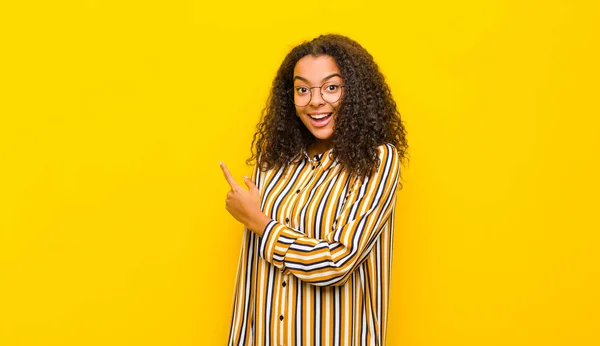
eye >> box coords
[325,84,339,92]
[295,86,309,94]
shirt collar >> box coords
[291,147,338,170]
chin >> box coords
[311,129,334,141]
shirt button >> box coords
[282,281,286,287]
[285,218,289,223]
[312,166,315,170]
[296,189,300,194]
[279,315,284,321]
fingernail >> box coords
[244,176,249,179]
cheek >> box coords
[331,99,342,110]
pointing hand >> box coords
[220,162,266,233]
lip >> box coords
[307,112,333,128]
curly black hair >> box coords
[248,34,408,183]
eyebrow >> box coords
[293,73,343,83]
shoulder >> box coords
[376,143,400,167]
[376,143,398,155]
[370,144,400,185]
[347,144,399,186]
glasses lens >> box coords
[321,83,343,104]
[293,87,311,107]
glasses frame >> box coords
[291,82,346,107]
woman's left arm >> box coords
[256,144,401,287]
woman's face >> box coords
[293,55,343,143]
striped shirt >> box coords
[228,143,401,346]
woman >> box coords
[221,34,408,346]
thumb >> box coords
[244,176,258,192]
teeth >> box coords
[310,113,330,119]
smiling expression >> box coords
[293,55,344,148]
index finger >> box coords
[220,162,239,189]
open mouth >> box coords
[308,113,333,127]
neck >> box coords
[308,138,333,157]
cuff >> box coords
[258,220,303,270]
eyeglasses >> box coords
[292,82,345,107]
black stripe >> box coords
[295,279,302,346]
[272,161,306,220]
[314,169,338,239]
[376,233,383,342]
[333,287,340,346]
[238,234,255,345]
[261,165,284,212]
[263,265,275,346]
[313,285,319,346]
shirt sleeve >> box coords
[257,143,401,287]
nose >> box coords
[309,87,326,107]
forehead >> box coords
[293,55,341,82]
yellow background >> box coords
[1,0,599,345]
